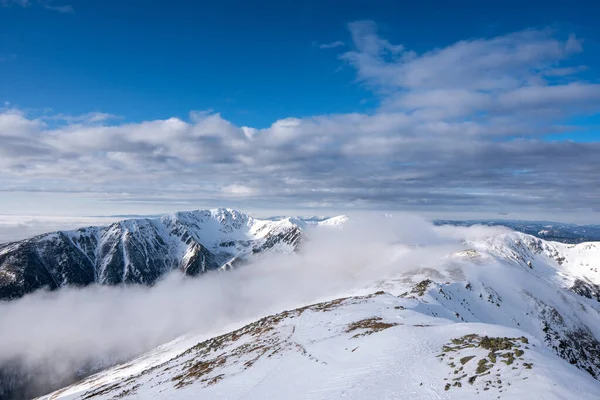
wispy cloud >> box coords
[318,40,345,49]
[43,3,73,13]
[0,54,17,63]
[343,23,583,91]
[342,22,600,118]
[43,112,122,124]
[0,0,31,6]
[542,65,589,76]
[1,0,73,13]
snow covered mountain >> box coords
[435,219,600,244]
[35,229,600,400]
[0,209,348,300]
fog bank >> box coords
[0,215,498,398]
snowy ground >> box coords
[37,291,600,400]
[24,224,600,400]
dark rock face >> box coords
[570,278,600,303]
[542,317,600,379]
[0,241,62,300]
[0,210,304,301]
[531,297,600,380]
[253,226,303,254]
[182,242,220,277]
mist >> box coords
[0,215,123,243]
[0,215,497,398]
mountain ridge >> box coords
[31,227,600,400]
[0,208,347,301]
[3,212,600,399]
[435,219,600,244]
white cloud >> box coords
[222,184,255,196]
[318,40,345,49]
[0,216,471,397]
[0,0,31,6]
[43,3,73,13]
[343,26,582,92]
[497,83,600,110]
[43,111,121,124]
[0,23,599,219]
[0,215,123,242]
[339,23,598,122]
[347,21,405,56]
[542,65,589,76]
[1,0,73,12]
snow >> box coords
[1,208,344,288]
[37,293,600,400]
[22,214,600,399]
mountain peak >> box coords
[0,208,338,301]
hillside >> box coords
[35,229,600,400]
[37,291,600,400]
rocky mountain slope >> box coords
[36,229,600,400]
[0,209,347,300]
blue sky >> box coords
[2,0,599,127]
[1,0,600,222]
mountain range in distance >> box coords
[434,219,600,244]
[30,215,600,400]
[0,209,347,301]
[2,209,599,302]
[2,209,600,400]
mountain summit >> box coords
[0,208,347,300]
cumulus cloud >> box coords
[1,22,599,218]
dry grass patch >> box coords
[346,317,399,338]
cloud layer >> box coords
[1,22,599,218]
[0,216,469,397]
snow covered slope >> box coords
[36,228,600,400]
[435,220,600,244]
[37,292,600,400]
[0,209,346,300]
